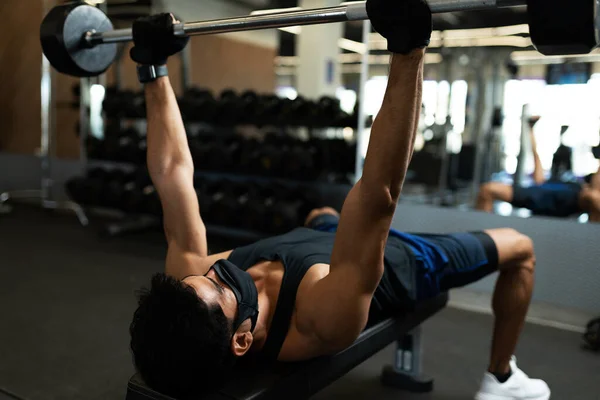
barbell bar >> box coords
[86,0,525,46]
[40,0,599,78]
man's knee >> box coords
[581,188,600,212]
[478,183,495,200]
[502,229,536,273]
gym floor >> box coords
[1,207,598,400]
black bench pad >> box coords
[126,293,448,400]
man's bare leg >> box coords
[483,228,535,375]
[579,187,600,223]
[476,183,515,213]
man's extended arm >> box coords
[299,51,425,355]
[528,117,545,185]
[145,78,208,262]
[298,0,432,354]
[131,14,208,279]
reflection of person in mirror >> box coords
[550,126,574,181]
[476,117,600,222]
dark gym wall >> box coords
[0,0,43,155]
[105,37,277,97]
[0,1,276,160]
[0,0,92,159]
[188,36,277,95]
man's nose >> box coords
[205,267,216,279]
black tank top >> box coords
[228,227,417,361]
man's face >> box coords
[183,269,238,322]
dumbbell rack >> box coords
[67,14,373,240]
[70,87,359,239]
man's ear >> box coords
[231,319,253,357]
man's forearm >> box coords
[144,77,193,178]
[361,49,424,200]
[529,130,545,184]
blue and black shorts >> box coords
[512,182,582,217]
[307,213,499,298]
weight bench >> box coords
[126,293,448,400]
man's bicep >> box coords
[300,272,373,354]
[330,181,395,292]
[154,166,208,257]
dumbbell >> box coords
[239,90,260,125]
[328,139,357,175]
[202,137,242,173]
[238,138,261,175]
[314,139,338,175]
[102,124,122,161]
[101,169,130,208]
[343,141,358,174]
[281,141,318,180]
[278,98,294,125]
[332,110,352,128]
[102,87,125,118]
[267,183,310,233]
[318,96,356,128]
[120,169,153,213]
[189,137,216,171]
[208,179,267,230]
[119,90,138,118]
[289,96,318,126]
[255,95,283,126]
[115,90,135,118]
[215,90,243,125]
[236,182,275,232]
[256,136,287,177]
[129,91,146,118]
[179,88,217,122]
[195,176,214,217]
[116,127,145,164]
[238,137,271,176]
[141,186,162,216]
[197,178,262,228]
[117,169,161,216]
[202,179,244,226]
[316,96,341,127]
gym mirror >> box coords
[354,45,600,224]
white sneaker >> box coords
[474,356,551,400]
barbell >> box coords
[41,0,599,78]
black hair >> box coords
[130,273,237,399]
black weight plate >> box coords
[41,3,117,77]
[528,0,598,56]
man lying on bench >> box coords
[127,1,550,399]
